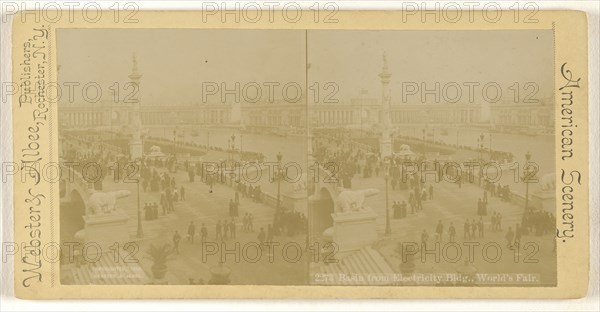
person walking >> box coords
[200,223,207,243]
[258,227,266,247]
[514,223,522,248]
[267,224,274,243]
[429,184,434,200]
[478,217,484,238]
[464,219,471,240]
[216,221,222,241]
[506,227,515,249]
[248,214,254,231]
[435,220,444,242]
[448,222,456,242]
[229,199,234,217]
[222,219,228,240]
[420,229,429,251]
[243,213,249,231]
[497,213,503,230]
[187,221,196,243]
[173,230,181,254]
[230,219,236,239]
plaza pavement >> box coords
[350,173,557,286]
[99,166,308,285]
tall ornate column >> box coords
[379,52,393,158]
[129,53,143,159]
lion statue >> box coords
[87,190,131,215]
[150,145,162,154]
[335,187,379,213]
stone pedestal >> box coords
[83,209,130,256]
[282,191,308,215]
[531,190,556,212]
[380,138,392,159]
[332,209,378,253]
[130,139,143,160]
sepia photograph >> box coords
[57,29,309,285]
[55,28,557,287]
[306,30,557,286]
[6,2,596,305]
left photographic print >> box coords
[56,29,310,285]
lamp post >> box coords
[227,138,231,161]
[477,133,485,161]
[422,128,426,153]
[477,133,485,185]
[276,152,283,212]
[136,160,143,238]
[456,129,460,151]
[384,159,391,237]
[230,134,236,162]
[523,151,533,213]
[489,132,493,160]
[173,127,177,145]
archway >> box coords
[60,190,86,244]
[310,187,335,240]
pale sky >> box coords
[58,29,553,106]
[57,29,306,106]
[308,30,553,104]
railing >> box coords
[60,163,94,197]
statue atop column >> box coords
[379,52,393,158]
[129,53,144,159]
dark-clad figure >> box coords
[152,204,158,220]
[478,217,484,238]
[506,227,515,248]
[497,213,503,230]
[216,221,222,241]
[200,223,208,243]
[229,219,236,239]
[448,222,456,242]
[435,220,444,242]
[144,203,150,221]
[258,227,266,247]
[248,214,254,231]
[173,231,181,254]
[187,221,196,243]
[429,184,434,200]
[514,223,522,247]
[465,219,472,239]
[420,229,429,251]
[160,194,167,215]
[243,213,249,231]
[180,186,185,201]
